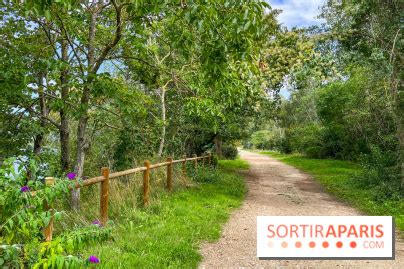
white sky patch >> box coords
[267,0,325,29]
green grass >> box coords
[83,162,247,268]
[260,151,404,231]
[218,157,249,172]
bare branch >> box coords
[92,0,124,73]
[159,51,171,65]
[389,28,400,64]
[104,122,122,130]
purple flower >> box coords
[92,220,102,226]
[20,186,29,192]
[66,172,76,180]
[88,255,100,263]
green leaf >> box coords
[244,21,251,31]
[244,9,249,20]
[44,10,51,20]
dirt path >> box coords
[199,150,403,268]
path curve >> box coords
[199,150,403,268]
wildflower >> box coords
[88,255,100,263]
[20,186,29,192]
[92,220,102,226]
[66,172,76,180]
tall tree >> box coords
[320,0,403,191]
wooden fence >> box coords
[43,153,212,241]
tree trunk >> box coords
[28,73,48,182]
[158,87,166,157]
[33,73,47,156]
[60,39,70,172]
[70,2,123,208]
[71,9,97,210]
[33,135,43,156]
[214,136,222,157]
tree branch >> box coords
[13,103,61,129]
[389,28,400,64]
[55,13,86,76]
[35,19,61,60]
[107,55,157,69]
[92,0,124,74]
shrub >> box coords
[0,157,111,267]
[278,131,292,154]
[211,155,219,167]
[250,130,272,149]
[221,143,238,160]
[353,146,400,201]
[250,128,285,151]
[287,123,326,158]
[242,139,253,149]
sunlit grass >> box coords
[218,158,249,172]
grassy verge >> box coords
[218,157,249,172]
[260,151,404,231]
[82,160,248,268]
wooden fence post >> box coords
[193,154,197,169]
[167,157,173,191]
[100,167,110,225]
[182,155,187,177]
[202,154,205,167]
[44,177,55,241]
[182,155,187,184]
[143,160,151,205]
[208,153,212,166]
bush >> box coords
[211,155,219,167]
[0,157,111,267]
[353,146,400,201]
[278,131,292,154]
[242,139,253,149]
[250,130,272,149]
[287,123,326,158]
[250,128,285,151]
[221,143,238,160]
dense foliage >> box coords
[247,0,403,200]
[0,0,281,209]
[0,158,112,267]
[1,0,402,267]
[0,0,290,267]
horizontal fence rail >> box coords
[42,153,212,242]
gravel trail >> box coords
[199,150,403,268]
